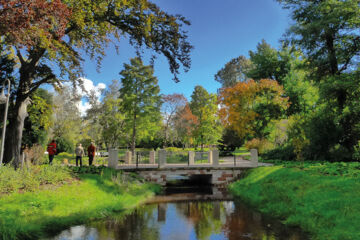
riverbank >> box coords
[0,167,160,240]
[229,162,360,240]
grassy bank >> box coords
[229,162,360,240]
[0,166,159,240]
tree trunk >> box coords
[4,97,31,168]
[131,112,136,155]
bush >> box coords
[353,141,360,161]
[55,137,74,154]
[262,145,296,161]
[25,144,46,165]
[0,165,72,194]
[245,138,274,154]
[68,165,106,175]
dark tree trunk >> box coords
[3,49,44,167]
[325,31,338,75]
[4,97,31,167]
[131,112,136,155]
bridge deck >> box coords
[116,161,271,170]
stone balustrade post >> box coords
[158,149,166,168]
[212,149,219,166]
[149,151,156,164]
[188,151,195,165]
[250,149,258,167]
[108,149,118,169]
[208,150,213,164]
[125,151,132,164]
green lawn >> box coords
[0,167,159,240]
[229,162,360,240]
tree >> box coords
[277,0,360,104]
[215,55,253,88]
[161,93,187,147]
[119,57,162,154]
[22,89,53,147]
[277,0,360,155]
[219,79,288,139]
[50,87,83,151]
[247,40,290,84]
[173,104,198,148]
[99,80,126,149]
[1,0,193,166]
[190,86,222,150]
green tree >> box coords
[277,0,360,80]
[215,55,253,88]
[22,89,54,147]
[99,80,126,149]
[50,87,83,151]
[277,0,360,156]
[1,0,192,166]
[189,86,222,150]
[119,58,162,154]
[247,40,290,84]
[280,48,319,116]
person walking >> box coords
[75,143,84,167]
[87,142,96,166]
[47,140,57,165]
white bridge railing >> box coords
[108,149,258,169]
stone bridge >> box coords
[107,149,259,186]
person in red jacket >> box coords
[47,140,57,165]
[87,142,96,166]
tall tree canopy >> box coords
[214,55,253,88]
[247,40,291,84]
[277,0,360,158]
[0,0,193,166]
[219,79,288,139]
[173,104,198,148]
[277,0,360,78]
[119,57,162,154]
[162,93,187,147]
[190,86,222,150]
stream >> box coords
[47,186,308,240]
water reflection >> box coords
[48,199,307,240]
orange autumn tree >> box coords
[173,104,198,147]
[219,79,289,140]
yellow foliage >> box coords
[219,79,288,138]
[245,138,274,154]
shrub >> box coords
[0,166,22,193]
[262,145,296,161]
[25,144,46,165]
[245,138,274,154]
[0,165,72,194]
[55,137,74,153]
[353,141,360,161]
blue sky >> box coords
[80,0,291,101]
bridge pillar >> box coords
[158,150,166,168]
[125,151,132,164]
[188,151,195,165]
[149,151,156,164]
[212,149,219,166]
[108,149,118,168]
[250,149,258,167]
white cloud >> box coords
[76,77,106,115]
[77,77,106,98]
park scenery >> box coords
[1,0,360,240]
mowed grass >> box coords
[0,168,159,240]
[229,164,360,240]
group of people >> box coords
[47,140,96,166]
